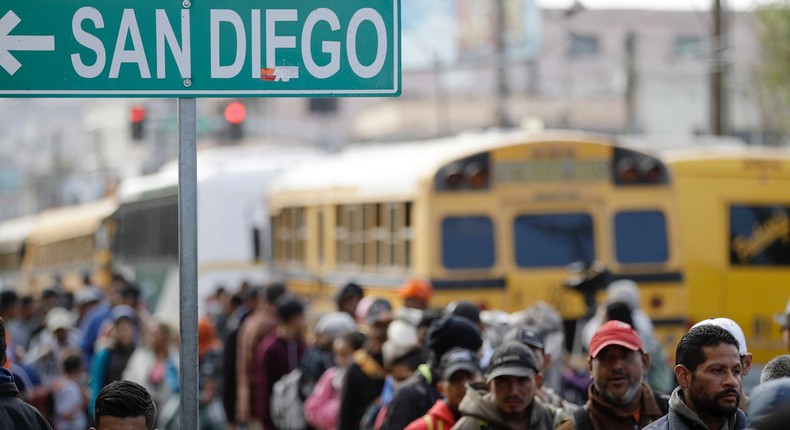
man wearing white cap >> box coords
[692,317,752,410]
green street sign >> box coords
[0,0,400,97]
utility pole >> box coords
[624,31,638,135]
[711,0,728,135]
[495,0,512,128]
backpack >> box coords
[271,368,308,430]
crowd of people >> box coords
[0,273,789,430]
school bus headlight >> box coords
[616,159,640,184]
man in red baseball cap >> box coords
[558,320,668,430]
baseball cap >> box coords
[486,341,539,383]
[365,298,394,325]
[315,312,357,340]
[775,299,790,329]
[692,317,747,355]
[440,347,480,381]
[589,320,643,359]
[46,307,74,332]
[397,279,432,302]
[504,325,545,351]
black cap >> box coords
[365,298,393,325]
[445,301,481,324]
[439,347,480,381]
[427,315,483,365]
[503,326,544,351]
[486,341,539,383]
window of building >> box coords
[674,34,703,59]
[514,213,594,267]
[568,33,599,57]
[614,211,669,264]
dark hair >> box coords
[675,324,739,372]
[230,293,243,308]
[62,351,82,374]
[94,381,157,430]
[265,282,287,305]
[335,282,364,305]
[0,318,6,365]
[342,331,367,351]
[276,294,304,323]
[760,354,790,383]
[120,284,141,300]
[0,291,18,314]
[604,301,633,327]
[41,288,60,300]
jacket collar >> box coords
[589,381,663,418]
[0,368,19,397]
[670,386,741,430]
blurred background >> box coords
[2,0,788,221]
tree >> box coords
[753,1,790,144]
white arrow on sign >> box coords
[0,11,55,75]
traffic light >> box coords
[224,101,246,141]
[130,105,146,141]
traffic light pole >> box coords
[177,97,199,430]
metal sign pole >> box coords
[177,97,198,430]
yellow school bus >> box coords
[267,129,790,362]
[20,198,117,295]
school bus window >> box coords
[614,211,668,264]
[295,207,306,264]
[350,205,364,267]
[317,209,324,264]
[514,213,594,268]
[365,204,383,269]
[441,216,495,269]
[404,202,413,268]
[730,205,790,266]
[386,204,397,267]
[334,206,344,266]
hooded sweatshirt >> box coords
[642,387,746,430]
[452,383,554,430]
[0,367,53,430]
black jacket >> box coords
[0,368,52,430]
[381,364,439,430]
[338,351,386,430]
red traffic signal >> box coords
[224,101,246,125]
[130,106,146,140]
[130,105,146,123]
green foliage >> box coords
[754,1,790,141]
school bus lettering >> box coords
[493,159,609,184]
[732,210,790,263]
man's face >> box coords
[91,415,149,430]
[440,369,480,411]
[685,343,742,419]
[589,345,647,407]
[488,372,537,417]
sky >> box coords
[536,0,776,11]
